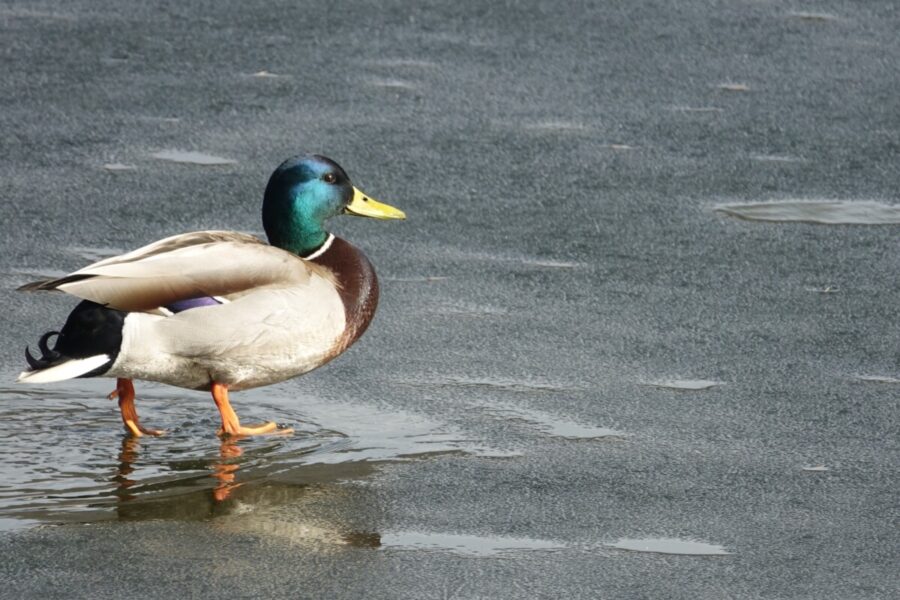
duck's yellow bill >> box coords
[345,187,406,220]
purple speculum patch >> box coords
[165,296,223,314]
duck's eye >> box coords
[322,172,337,184]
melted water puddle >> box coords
[151,150,237,166]
[103,163,137,171]
[607,538,731,555]
[364,77,416,90]
[481,404,626,439]
[645,379,723,391]
[749,154,805,163]
[717,83,750,92]
[381,531,564,557]
[392,376,625,440]
[788,11,839,22]
[249,70,285,78]
[853,375,900,384]
[715,201,900,224]
[521,120,588,132]
[423,301,508,316]
[0,380,498,529]
[384,276,449,283]
[419,375,581,394]
[379,533,730,558]
[433,247,584,270]
[365,58,439,69]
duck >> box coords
[17,154,405,437]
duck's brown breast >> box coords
[307,236,379,354]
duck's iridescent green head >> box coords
[262,154,405,256]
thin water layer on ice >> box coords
[391,375,625,440]
[479,403,627,440]
[608,538,731,555]
[749,154,805,163]
[363,77,416,90]
[249,70,284,78]
[409,374,581,394]
[519,258,581,269]
[715,201,900,224]
[853,375,900,384]
[0,379,498,529]
[381,531,565,557]
[521,120,588,132]
[670,105,724,113]
[365,58,439,68]
[788,11,839,21]
[151,150,237,166]
[717,83,750,91]
[645,379,723,391]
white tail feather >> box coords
[17,354,111,383]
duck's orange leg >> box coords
[211,382,291,437]
[108,378,164,437]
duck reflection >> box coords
[112,436,141,503]
[212,439,244,502]
[107,435,381,549]
[112,436,246,507]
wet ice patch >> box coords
[0,380,501,529]
[853,375,900,384]
[384,276,449,283]
[103,162,137,171]
[381,531,564,557]
[139,116,180,123]
[608,538,731,555]
[717,83,750,92]
[523,120,587,132]
[437,247,582,269]
[250,70,283,78]
[670,106,724,113]
[366,58,438,68]
[645,379,723,391]
[389,376,620,439]
[715,201,900,224]
[0,7,76,20]
[788,11,839,22]
[402,375,579,394]
[425,301,507,316]
[151,150,237,166]
[749,154,805,163]
[299,395,504,463]
[483,404,627,440]
[215,509,381,549]
[521,259,581,269]
[365,77,416,90]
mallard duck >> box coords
[18,154,405,437]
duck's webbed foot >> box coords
[211,382,293,438]
[109,378,165,437]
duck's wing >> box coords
[18,231,322,312]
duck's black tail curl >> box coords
[20,301,127,382]
[24,331,63,370]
